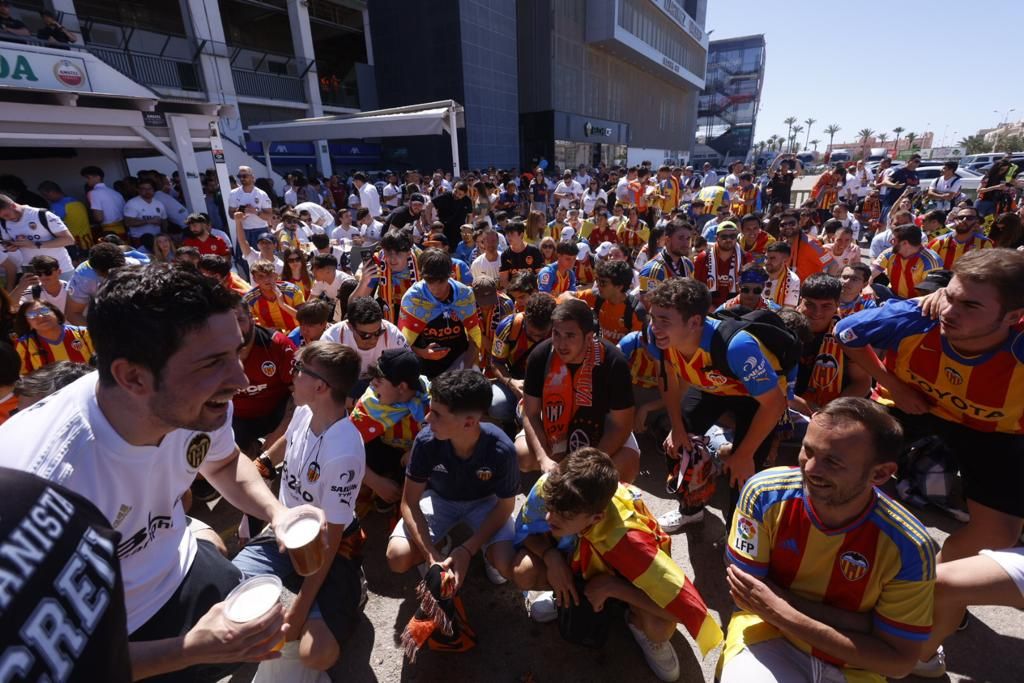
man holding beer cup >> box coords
[233,340,366,671]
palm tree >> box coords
[784,116,797,151]
[958,134,988,155]
[857,128,874,159]
[810,139,820,152]
[905,131,918,151]
[804,118,816,151]
[791,125,804,152]
[824,123,841,151]
[877,132,889,152]
[892,126,905,153]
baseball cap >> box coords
[559,226,576,241]
[256,232,274,244]
[472,280,498,307]
[410,193,427,204]
[715,221,738,235]
[595,241,614,259]
[371,348,421,388]
[576,241,591,261]
[914,269,953,294]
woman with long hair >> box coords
[633,224,666,272]
[14,299,93,375]
[280,246,312,297]
[526,210,547,245]
[150,233,176,265]
[539,236,557,264]
[989,212,1024,249]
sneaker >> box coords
[484,557,507,585]
[524,590,557,623]
[911,646,946,678]
[626,617,680,682]
[656,507,705,534]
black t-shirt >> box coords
[412,290,470,378]
[500,244,543,277]
[383,205,417,231]
[767,171,794,203]
[524,338,634,413]
[433,192,473,245]
[0,467,131,682]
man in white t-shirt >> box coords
[232,341,366,671]
[353,172,381,218]
[229,166,274,246]
[0,265,314,682]
[310,253,356,302]
[12,254,70,313]
[321,295,408,399]
[0,193,76,277]
[81,165,126,235]
[471,227,502,280]
[295,201,335,230]
[356,207,384,248]
[234,216,284,277]
[123,177,168,241]
[382,171,401,210]
[154,187,190,230]
[553,170,583,211]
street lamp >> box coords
[992,108,1016,152]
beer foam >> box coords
[227,581,280,622]
[283,516,320,548]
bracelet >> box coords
[254,453,273,478]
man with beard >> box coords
[777,209,833,283]
[837,263,877,318]
[721,398,935,682]
[433,181,473,247]
[518,298,638,482]
[182,213,232,258]
[927,206,993,270]
[693,221,751,309]
[0,266,312,681]
[837,248,1024,564]
[383,193,427,233]
[639,218,695,291]
[791,274,870,417]
[762,242,801,309]
[716,264,779,312]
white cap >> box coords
[576,241,591,261]
[560,226,576,241]
[595,241,614,259]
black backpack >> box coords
[708,308,801,379]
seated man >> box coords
[564,259,646,343]
[506,270,539,311]
[518,298,639,482]
[838,248,1024,562]
[618,322,665,436]
[287,299,333,348]
[398,248,482,379]
[233,341,366,672]
[244,259,306,333]
[837,263,877,318]
[762,242,801,309]
[386,370,518,623]
[309,253,355,314]
[473,275,515,373]
[322,296,408,401]
[350,228,419,325]
[870,224,943,299]
[511,448,723,681]
[791,273,870,417]
[489,292,556,425]
[722,398,935,683]
[638,218,696,292]
[350,348,428,516]
[537,240,579,297]
[716,264,780,312]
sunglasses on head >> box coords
[740,286,764,295]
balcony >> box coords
[230,48,310,103]
[79,18,204,94]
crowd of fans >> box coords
[0,154,1022,683]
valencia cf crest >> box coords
[705,370,729,387]
[475,467,493,481]
[838,550,869,582]
[28,221,38,231]
[186,434,211,469]
[814,353,840,385]
[545,398,565,424]
[307,461,321,483]
[525,256,534,265]
[944,367,964,386]
[71,338,84,351]
[261,361,277,377]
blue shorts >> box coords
[390,489,515,550]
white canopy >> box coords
[247,100,465,177]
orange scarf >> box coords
[541,338,605,450]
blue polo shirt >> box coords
[406,422,519,501]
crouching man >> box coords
[511,448,723,682]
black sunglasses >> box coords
[353,325,385,341]
[740,286,764,295]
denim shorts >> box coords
[390,489,515,549]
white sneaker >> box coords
[911,646,946,678]
[657,507,705,534]
[524,590,557,623]
[626,618,680,682]
[484,557,507,585]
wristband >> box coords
[254,453,274,478]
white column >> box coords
[181,0,244,147]
[286,0,332,177]
[167,114,206,214]
[449,105,461,179]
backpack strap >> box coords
[708,311,744,379]
[39,210,57,239]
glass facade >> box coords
[554,141,627,171]
[696,35,765,163]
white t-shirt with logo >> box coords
[0,373,237,633]
[310,270,355,300]
[471,252,501,281]
[280,405,364,527]
[123,196,167,239]
[19,280,70,313]
[1,206,74,273]
[229,186,273,231]
[321,319,408,378]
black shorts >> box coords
[890,408,1024,518]
[129,540,244,683]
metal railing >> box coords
[231,67,305,101]
[89,45,202,91]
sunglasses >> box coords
[291,359,331,386]
[780,220,798,227]
[542,245,554,250]
[740,286,764,295]
[26,307,54,320]
[353,325,385,341]
[718,234,738,240]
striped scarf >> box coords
[804,318,846,407]
[376,250,421,324]
[398,279,483,348]
[704,245,743,297]
[350,385,427,447]
[766,270,795,307]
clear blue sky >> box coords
[705,0,1023,148]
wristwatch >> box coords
[254,452,274,479]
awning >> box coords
[247,100,465,176]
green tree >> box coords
[804,118,816,151]
[905,131,918,151]
[878,132,889,147]
[892,126,905,153]
[810,139,820,151]
[958,134,989,154]
[791,125,804,152]
[857,128,874,159]
[824,124,841,151]
[784,116,797,152]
